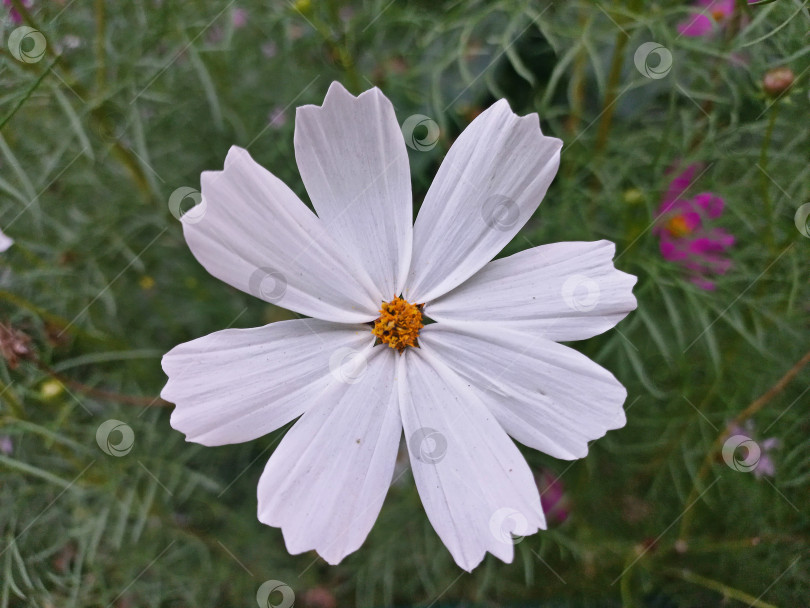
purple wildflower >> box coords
[653,163,735,290]
[536,469,569,524]
[677,0,754,37]
[3,0,32,24]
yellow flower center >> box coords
[711,8,726,21]
[372,297,424,352]
[666,214,691,238]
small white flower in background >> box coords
[161,82,637,571]
[267,105,288,129]
[0,228,13,252]
[61,35,82,50]
[261,41,277,58]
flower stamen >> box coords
[665,214,692,238]
[372,297,424,352]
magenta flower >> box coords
[232,7,248,29]
[3,0,32,24]
[653,164,734,290]
[0,435,12,455]
[536,469,569,524]
[678,0,754,37]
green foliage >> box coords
[1,0,808,606]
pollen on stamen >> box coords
[665,214,692,238]
[372,296,424,352]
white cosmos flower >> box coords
[0,228,12,252]
[161,82,637,571]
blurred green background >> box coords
[1,0,808,606]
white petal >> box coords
[0,228,13,252]
[419,324,627,460]
[405,100,562,303]
[257,346,401,565]
[162,319,372,446]
[398,347,545,572]
[295,82,412,299]
[427,241,637,341]
[184,146,379,323]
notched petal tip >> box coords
[602,239,640,311]
[297,80,391,115]
[198,146,255,197]
[294,82,352,117]
[297,80,393,118]
[223,144,250,168]
[626,277,640,311]
[480,98,563,147]
[594,238,617,256]
[610,405,628,431]
[324,79,354,100]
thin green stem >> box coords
[759,104,780,251]
[664,568,780,608]
[0,56,59,132]
[619,552,637,607]
[328,0,361,91]
[0,378,24,418]
[8,0,155,205]
[0,290,95,343]
[593,0,642,155]
[565,16,588,135]
[95,0,107,92]
[593,29,629,156]
[32,359,168,407]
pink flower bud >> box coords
[763,66,794,98]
